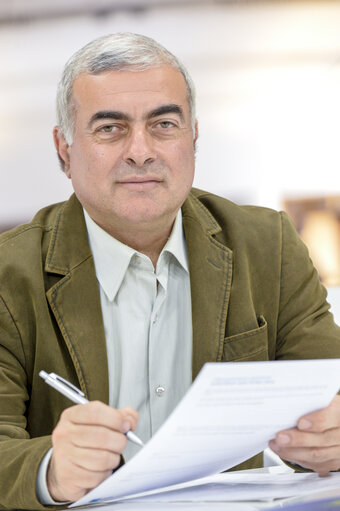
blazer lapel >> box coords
[182,193,233,380]
[45,195,109,403]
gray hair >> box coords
[56,32,196,145]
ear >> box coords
[53,126,71,177]
[193,120,199,145]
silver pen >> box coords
[39,370,144,447]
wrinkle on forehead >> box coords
[72,66,190,123]
[73,66,186,95]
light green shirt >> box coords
[84,209,193,460]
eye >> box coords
[94,123,127,139]
[150,118,181,139]
[157,120,176,129]
[98,125,118,133]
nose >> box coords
[123,125,156,167]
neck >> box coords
[117,228,171,267]
[91,215,177,268]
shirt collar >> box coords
[84,209,188,302]
[161,209,189,273]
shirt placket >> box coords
[148,255,169,435]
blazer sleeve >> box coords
[0,295,53,510]
[275,211,340,360]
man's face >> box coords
[56,66,197,237]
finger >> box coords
[119,407,139,431]
[61,424,128,452]
[268,442,340,475]
[298,395,340,433]
[66,445,122,472]
[269,440,340,465]
[69,465,112,492]
[48,454,112,502]
[272,426,340,449]
[120,406,139,422]
[60,401,129,433]
[280,455,340,477]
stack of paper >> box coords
[71,359,340,508]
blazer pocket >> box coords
[223,316,269,362]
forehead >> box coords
[71,66,190,117]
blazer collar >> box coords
[45,194,109,403]
[45,194,92,275]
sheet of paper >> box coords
[125,472,340,503]
[77,501,262,511]
[71,359,340,507]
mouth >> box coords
[117,177,163,191]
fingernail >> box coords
[299,419,312,430]
[277,434,290,445]
[122,421,130,433]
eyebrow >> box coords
[88,104,185,129]
[147,104,185,122]
[88,110,131,129]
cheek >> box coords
[171,144,195,180]
[70,145,110,178]
[166,136,194,161]
[87,145,123,176]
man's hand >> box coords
[269,394,340,476]
[47,401,138,502]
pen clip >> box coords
[49,372,85,397]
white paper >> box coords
[71,359,340,507]
[77,502,261,511]
[126,472,340,503]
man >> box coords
[0,32,340,510]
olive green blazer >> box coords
[0,188,339,510]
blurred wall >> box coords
[1,1,340,226]
[1,0,340,322]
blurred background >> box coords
[1,0,340,322]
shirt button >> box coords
[155,385,165,397]
[152,314,158,324]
